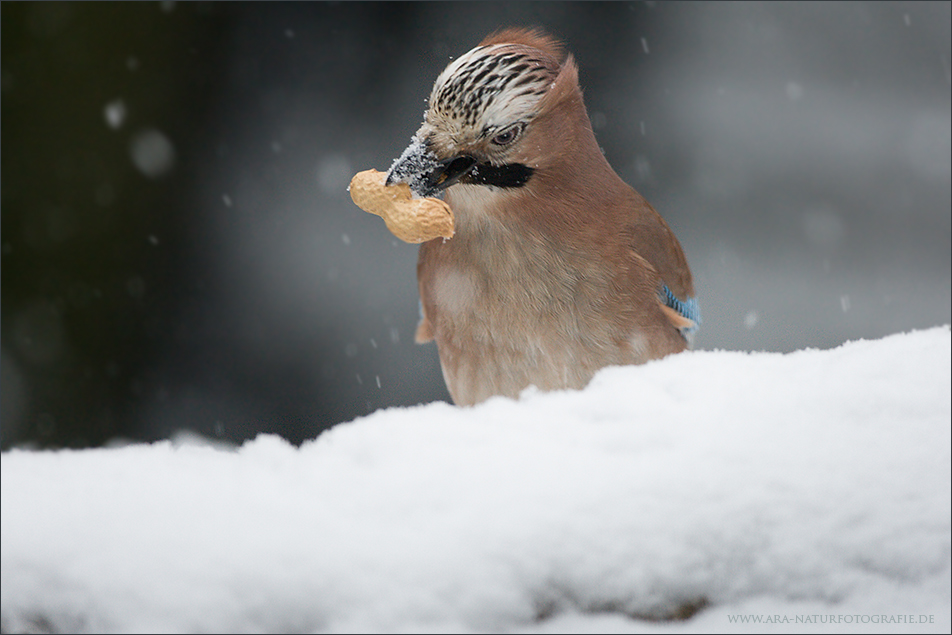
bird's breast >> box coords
[419,192,639,405]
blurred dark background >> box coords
[2,2,949,449]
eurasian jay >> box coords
[387,28,700,406]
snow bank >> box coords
[2,327,950,634]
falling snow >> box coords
[129,129,176,178]
[103,99,126,130]
[744,310,759,329]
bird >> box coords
[386,27,700,406]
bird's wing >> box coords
[658,282,701,335]
[625,205,701,337]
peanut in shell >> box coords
[348,169,454,244]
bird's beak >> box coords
[386,136,477,198]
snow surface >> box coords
[2,327,950,634]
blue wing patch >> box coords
[660,283,701,335]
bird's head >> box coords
[387,28,590,199]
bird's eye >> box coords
[491,125,522,146]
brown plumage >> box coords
[387,28,699,406]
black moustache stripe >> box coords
[464,162,534,189]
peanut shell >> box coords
[349,169,454,243]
